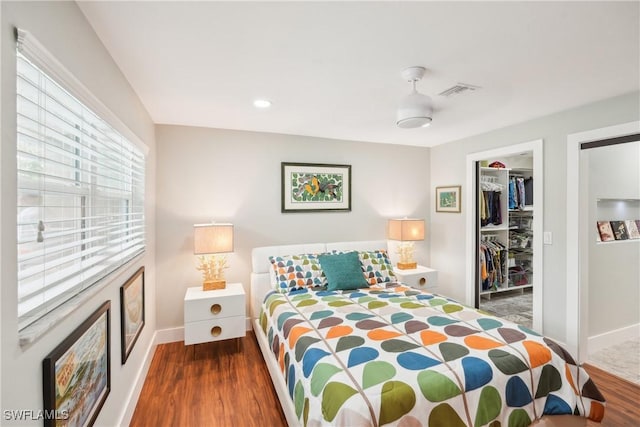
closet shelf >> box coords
[480,283,533,296]
[480,166,512,172]
[481,225,508,232]
[596,239,640,245]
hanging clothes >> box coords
[479,239,507,291]
[491,191,502,225]
[481,190,503,226]
[516,177,525,210]
[524,177,533,205]
[481,191,489,226]
[508,178,517,210]
[508,176,533,210]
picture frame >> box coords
[120,267,145,364]
[281,162,351,212]
[43,301,110,427]
[436,185,462,213]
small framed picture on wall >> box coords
[436,185,462,213]
[120,267,145,364]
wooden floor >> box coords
[581,363,640,426]
[131,332,639,426]
[130,331,287,427]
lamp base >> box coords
[203,279,226,291]
[396,262,417,270]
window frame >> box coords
[15,28,148,342]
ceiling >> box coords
[78,1,639,147]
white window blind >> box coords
[16,48,146,331]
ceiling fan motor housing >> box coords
[397,66,433,128]
[397,92,433,128]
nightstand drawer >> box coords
[184,315,246,345]
[185,293,244,323]
[184,283,246,323]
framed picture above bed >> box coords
[436,185,462,213]
[281,162,351,212]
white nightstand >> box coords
[394,266,438,290]
[184,283,246,347]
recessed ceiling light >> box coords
[253,99,272,109]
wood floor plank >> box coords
[130,331,287,427]
[582,363,640,426]
[131,333,638,426]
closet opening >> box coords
[476,155,535,328]
[465,139,543,333]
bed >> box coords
[250,240,605,427]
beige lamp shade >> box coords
[193,223,234,254]
[388,219,425,241]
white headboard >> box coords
[250,240,388,318]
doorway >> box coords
[465,139,543,332]
[566,121,640,363]
[567,128,640,384]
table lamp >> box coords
[193,223,233,290]
[388,218,425,270]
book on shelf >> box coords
[596,221,615,242]
[625,220,640,239]
[610,220,629,240]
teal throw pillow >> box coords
[318,252,369,291]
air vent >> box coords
[438,83,481,97]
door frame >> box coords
[566,120,640,361]
[465,139,544,332]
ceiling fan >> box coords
[396,66,433,129]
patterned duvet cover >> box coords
[259,285,605,427]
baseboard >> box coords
[588,323,640,355]
[155,326,184,344]
[117,332,158,426]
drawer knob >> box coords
[211,326,222,337]
[419,277,427,286]
[210,303,222,315]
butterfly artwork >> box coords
[282,162,351,212]
[293,174,342,202]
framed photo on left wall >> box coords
[42,301,111,427]
[120,267,145,364]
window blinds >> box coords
[16,49,146,330]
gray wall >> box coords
[155,125,430,329]
[587,142,640,337]
[1,2,156,425]
[430,91,640,343]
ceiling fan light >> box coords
[396,92,433,129]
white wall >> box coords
[430,91,640,343]
[587,141,640,337]
[155,125,430,329]
[1,2,156,426]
